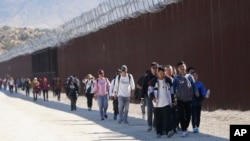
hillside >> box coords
[0,26,48,54]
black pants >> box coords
[177,100,192,131]
[171,105,179,129]
[43,90,48,101]
[192,104,202,128]
[55,89,61,101]
[86,93,94,108]
[113,98,119,116]
[9,85,14,93]
[71,97,77,111]
[154,105,173,135]
[25,87,30,96]
[33,91,38,101]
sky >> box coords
[0,0,107,29]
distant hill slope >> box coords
[0,26,48,54]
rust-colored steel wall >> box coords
[57,0,250,110]
[0,55,32,78]
[1,0,250,110]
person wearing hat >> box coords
[82,74,95,111]
[141,62,159,131]
[173,61,199,137]
[94,70,110,120]
[113,65,135,124]
[148,65,175,138]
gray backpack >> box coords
[174,74,194,102]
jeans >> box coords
[97,95,109,118]
[118,96,130,122]
[146,97,154,127]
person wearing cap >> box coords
[109,69,122,120]
[173,61,199,137]
[94,70,110,120]
[148,65,175,138]
[82,74,95,111]
[113,65,135,124]
[141,62,158,131]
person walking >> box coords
[54,77,62,101]
[191,71,210,133]
[141,62,158,131]
[24,78,31,96]
[41,77,50,101]
[109,69,122,120]
[137,70,150,120]
[82,74,95,111]
[173,61,199,137]
[94,70,110,120]
[31,77,40,101]
[66,77,79,111]
[149,65,175,138]
[113,65,135,124]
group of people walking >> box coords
[137,61,210,138]
[1,61,210,139]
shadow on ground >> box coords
[1,90,228,141]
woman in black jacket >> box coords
[67,79,79,111]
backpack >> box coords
[115,73,132,94]
[174,74,194,102]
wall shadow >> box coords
[1,90,229,141]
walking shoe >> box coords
[147,126,152,132]
[156,134,161,138]
[167,130,175,138]
[124,121,129,124]
[118,119,123,124]
[104,114,108,118]
[101,117,104,120]
[113,115,117,120]
[181,131,188,137]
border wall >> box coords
[0,0,249,110]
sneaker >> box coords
[193,128,197,133]
[167,130,175,138]
[147,126,152,132]
[156,134,161,138]
[104,114,108,118]
[101,118,104,120]
[196,128,199,133]
[181,131,188,137]
[118,119,123,124]
[113,115,117,120]
[124,121,129,124]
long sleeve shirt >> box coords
[94,78,110,96]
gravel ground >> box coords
[1,90,249,141]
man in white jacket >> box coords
[113,65,135,124]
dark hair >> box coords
[176,61,185,67]
[187,67,195,73]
